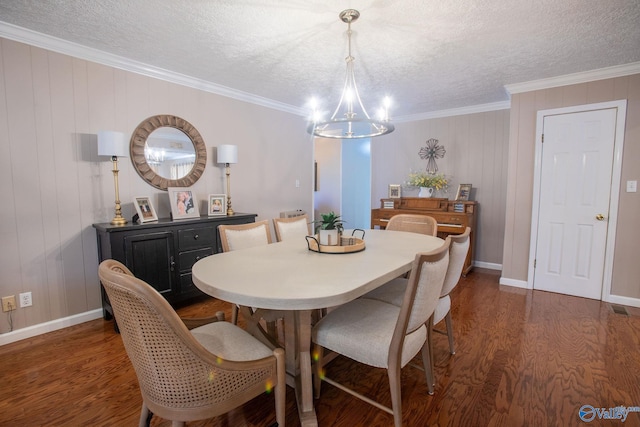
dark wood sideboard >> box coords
[93,213,256,321]
[371,198,477,275]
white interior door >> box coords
[532,108,618,299]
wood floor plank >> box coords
[1,269,639,426]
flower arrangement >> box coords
[407,172,448,190]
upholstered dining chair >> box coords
[386,213,438,236]
[98,259,285,427]
[218,219,273,252]
[272,214,311,242]
[312,241,450,427]
[362,227,471,355]
[218,220,283,340]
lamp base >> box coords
[110,215,127,226]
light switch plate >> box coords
[627,180,637,193]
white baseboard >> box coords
[496,279,640,308]
[473,261,502,271]
[0,309,103,346]
[499,276,530,289]
[607,294,640,309]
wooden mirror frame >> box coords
[130,115,207,190]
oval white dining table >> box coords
[192,229,443,426]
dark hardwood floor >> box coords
[1,268,639,427]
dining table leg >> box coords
[294,309,318,427]
[237,306,280,349]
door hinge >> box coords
[534,259,537,268]
[541,134,544,143]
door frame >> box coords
[527,100,627,300]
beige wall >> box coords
[313,138,342,221]
[371,110,510,265]
[502,74,640,299]
[0,38,313,334]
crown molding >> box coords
[395,100,511,123]
[0,22,306,116]
[505,62,640,94]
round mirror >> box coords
[130,115,207,190]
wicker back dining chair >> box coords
[98,259,285,427]
[312,241,450,427]
[272,214,311,242]
[386,214,438,236]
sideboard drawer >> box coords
[178,227,216,251]
[179,248,214,272]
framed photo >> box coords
[168,187,200,220]
[388,184,401,199]
[134,196,158,223]
[455,184,472,201]
[208,194,227,216]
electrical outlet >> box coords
[19,292,32,308]
[2,296,16,312]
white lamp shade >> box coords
[98,131,128,158]
[217,144,238,164]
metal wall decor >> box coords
[419,138,446,174]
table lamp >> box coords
[98,131,128,225]
[217,145,238,216]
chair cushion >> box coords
[312,298,426,369]
[360,277,407,307]
[191,321,273,361]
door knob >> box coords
[595,214,605,221]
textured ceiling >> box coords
[1,0,639,119]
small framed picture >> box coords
[455,184,472,201]
[134,196,158,223]
[168,187,200,220]
[208,194,227,216]
[388,184,401,199]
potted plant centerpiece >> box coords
[407,172,448,197]
[313,211,344,246]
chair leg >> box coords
[313,344,324,399]
[387,365,403,427]
[444,311,455,355]
[421,318,435,394]
[138,403,151,427]
[231,304,239,325]
[274,348,286,427]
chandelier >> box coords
[307,9,394,139]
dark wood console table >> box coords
[93,213,256,320]
[371,198,477,275]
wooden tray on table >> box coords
[305,229,366,254]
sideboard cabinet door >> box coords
[124,231,175,297]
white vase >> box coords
[418,187,434,198]
[319,229,339,246]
